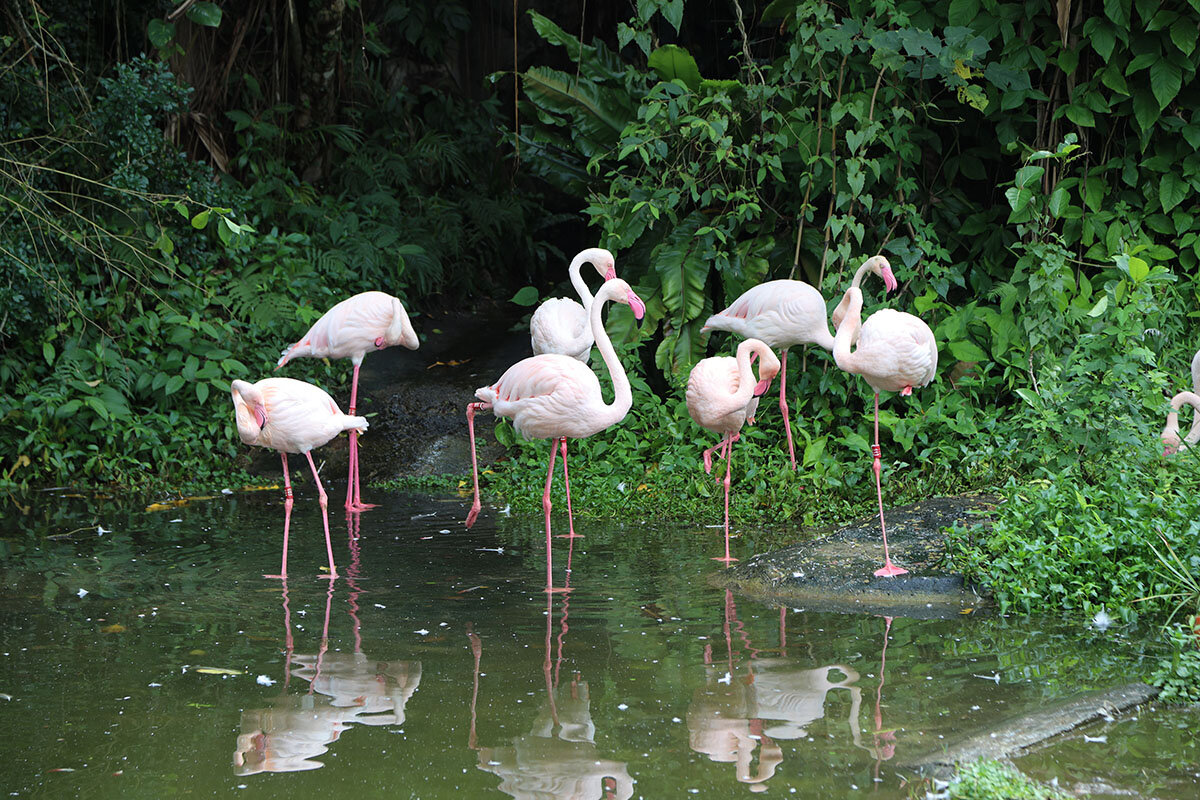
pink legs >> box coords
[266,452,338,580]
[307,450,339,579]
[779,348,797,470]
[465,402,491,528]
[871,392,907,577]
[703,433,740,563]
[542,439,569,594]
[556,437,579,539]
[345,363,376,513]
[264,453,295,579]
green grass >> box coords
[941,760,1070,800]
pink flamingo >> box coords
[231,377,368,579]
[1161,390,1200,455]
[833,284,937,577]
[686,339,781,563]
[530,248,618,361]
[465,279,646,593]
[276,291,419,512]
[702,256,897,468]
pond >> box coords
[1,487,1197,799]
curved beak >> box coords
[753,377,772,397]
[882,265,899,293]
[604,267,617,281]
[628,290,647,326]
[254,406,268,429]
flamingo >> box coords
[1161,390,1200,455]
[276,291,419,512]
[702,256,897,468]
[231,377,368,579]
[686,339,781,562]
[832,284,937,577]
[465,279,646,593]
[530,248,618,362]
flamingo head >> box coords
[231,379,268,444]
[580,247,617,282]
[385,296,420,350]
[743,340,780,397]
[1162,412,1181,456]
[868,255,898,293]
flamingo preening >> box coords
[276,291,419,512]
[703,256,897,469]
[231,378,368,579]
[530,248,618,362]
[686,338,781,562]
[465,278,646,592]
[1161,390,1200,455]
[832,283,937,577]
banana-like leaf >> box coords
[528,11,627,82]
[648,45,702,91]
[521,67,633,158]
[653,212,709,322]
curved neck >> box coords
[850,260,872,290]
[832,288,864,373]
[1171,391,1200,444]
[732,340,761,408]
[568,252,596,310]
[589,283,633,425]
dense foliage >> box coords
[0,0,546,490]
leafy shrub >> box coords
[1149,620,1200,704]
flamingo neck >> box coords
[1170,391,1200,445]
[732,341,760,409]
[568,251,596,311]
[589,283,633,425]
[850,260,872,290]
[833,287,864,373]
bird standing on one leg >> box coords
[686,339,781,563]
[231,377,368,579]
[702,256,896,469]
[277,291,419,512]
[832,284,936,577]
[464,279,646,593]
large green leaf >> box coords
[653,212,709,322]
[1160,171,1189,213]
[186,1,222,27]
[521,67,633,157]
[1150,58,1183,109]
[647,45,701,91]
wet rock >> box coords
[714,493,996,618]
[902,682,1159,774]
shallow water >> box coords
[0,488,1196,799]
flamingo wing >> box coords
[530,297,591,360]
[279,292,395,365]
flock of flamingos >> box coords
[231,247,1200,590]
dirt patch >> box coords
[714,493,997,618]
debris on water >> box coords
[617,703,629,710]
[973,673,1001,683]
[415,629,430,635]
[76,588,88,598]
[1091,610,1114,630]
[499,504,511,515]
[256,675,275,686]
[411,512,436,519]
[170,519,182,523]
[476,547,504,554]
[374,603,386,609]
[1083,734,1108,743]
[439,529,451,534]
[191,667,245,676]
[147,683,161,688]
[0,693,11,701]
[221,488,233,495]
[717,672,732,685]
[96,525,110,535]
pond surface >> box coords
[1,487,1197,799]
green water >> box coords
[1,488,1196,799]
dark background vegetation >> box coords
[2,0,1200,679]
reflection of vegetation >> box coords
[1149,622,1200,704]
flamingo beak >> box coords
[882,265,899,293]
[628,290,646,326]
[374,336,386,349]
[753,377,772,397]
[254,407,268,428]
[604,267,617,281]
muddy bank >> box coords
[714,493,997,618]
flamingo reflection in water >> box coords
[687,591,866,792]
[233,554,421,775]
[469,564,634,800]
